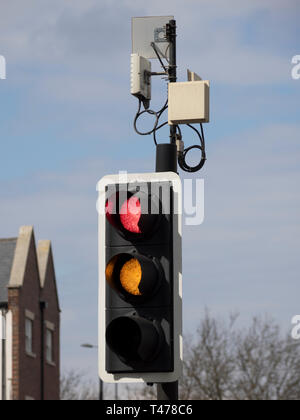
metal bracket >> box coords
[154,27,167,43]
[150,42,169,71]
[175,136,184,155]
[144,70,151,86]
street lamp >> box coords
[80,343,104,400]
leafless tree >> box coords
[126,312,300,400]
[125,383,156,400]
[232,317,300,400]
[60,369,98,400]
[180,312,239,400]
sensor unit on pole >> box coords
[130,54,152,104]
[168,79,210,125]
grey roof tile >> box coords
[0,238,17,303]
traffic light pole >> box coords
[167,19,177,146]
[155,18,178,175]
[156,143,179,401]
[156,19,179,401]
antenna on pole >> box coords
[131,16,210,174]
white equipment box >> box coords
[168,80,210,125]
[130,53,152,101]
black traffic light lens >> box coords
[105,190,161,238]
[106,253,161,300]
[106,316,161,363]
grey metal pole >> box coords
[99,378,103,401]
[1,311,6,401]
[80,344,103,400]
[157,382,178,400]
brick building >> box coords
[0,226,60,400]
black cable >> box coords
[134,99,168,145]
[133,41,170,146]
[133,36,207,173]
[134,109,159,136]
[134,97,207,171]
[134,100,207,172]
[153,121,168,146]
[178,124,206,173]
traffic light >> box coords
[97,172,182,383]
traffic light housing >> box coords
[97,172,182,383]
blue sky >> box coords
[1,0,300,389]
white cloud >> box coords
[1,0,298,90]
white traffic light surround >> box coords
[97,172,182,383]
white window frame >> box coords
[25,314,35,357]
[46,328,54,364]
[25,318,33,354]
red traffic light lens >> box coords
[105,198,115,227]
[120,196,142,234]
[105,190,160,238]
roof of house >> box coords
[0,227,60,311]
[0,238,17,304]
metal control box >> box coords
[168,80,210,125]
[130,54,152,101]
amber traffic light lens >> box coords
[105,253,161,299]
[120,258,142,296]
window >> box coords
[25,318,33,354]
[46,329,54,364]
